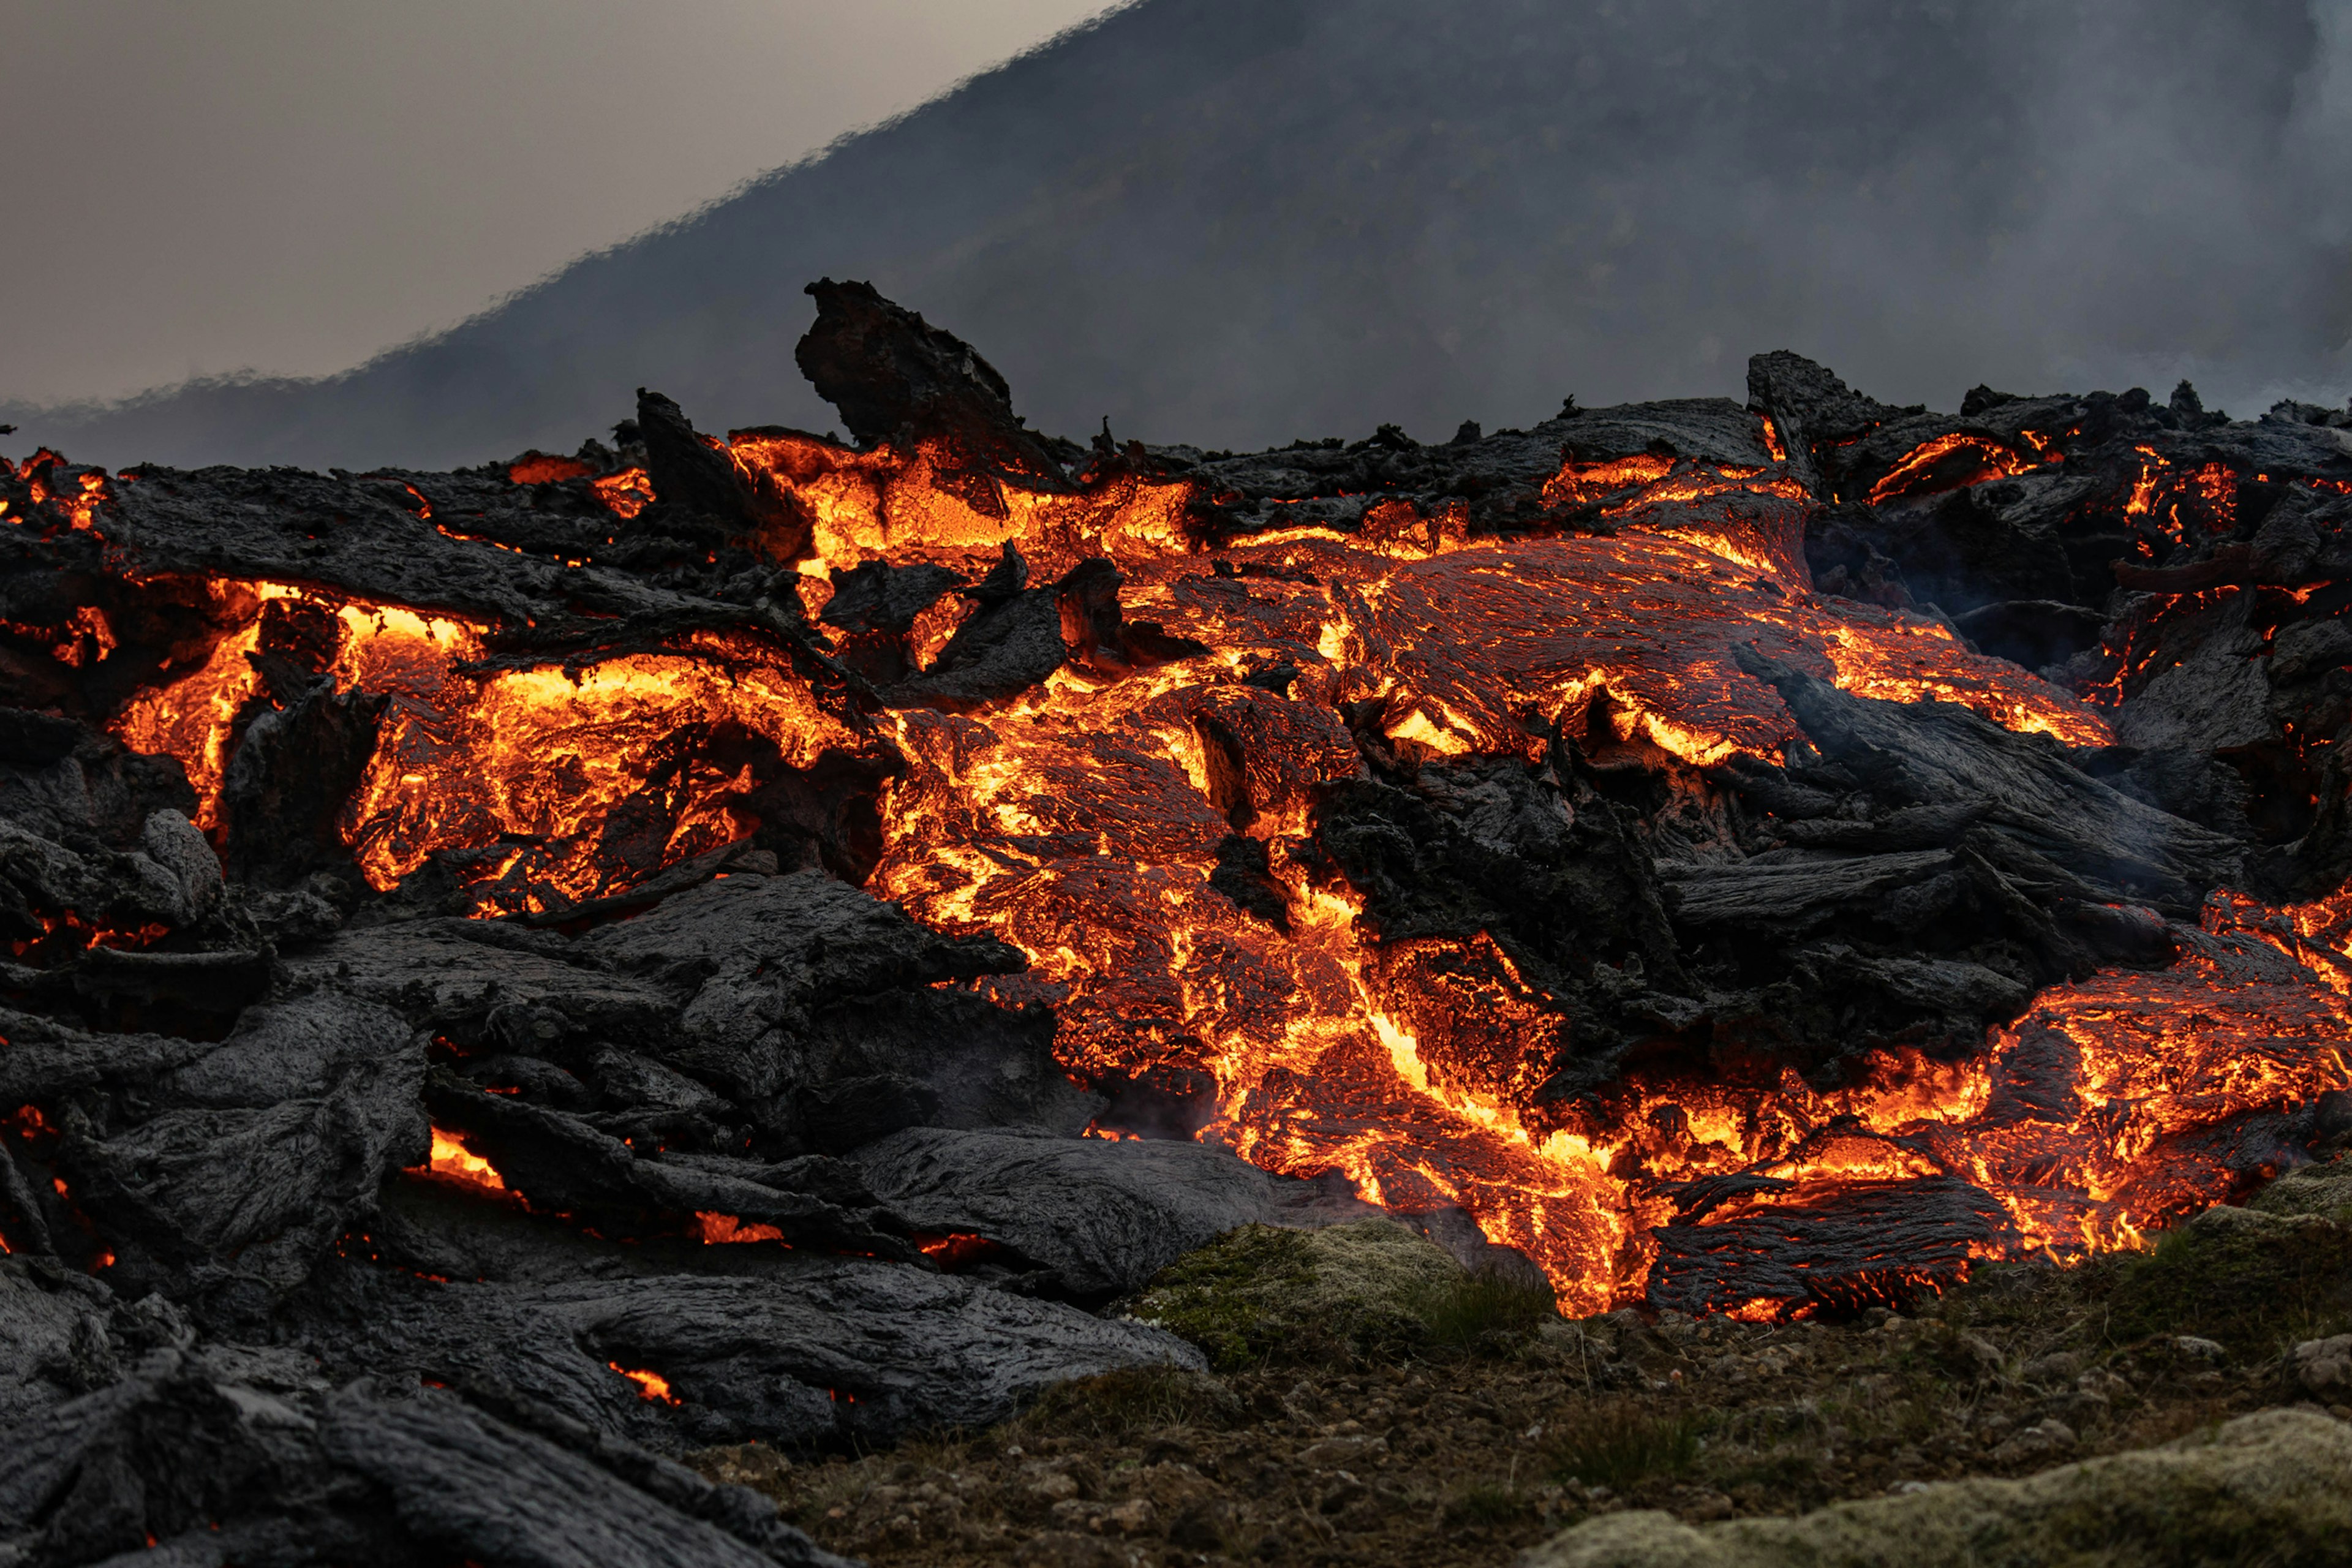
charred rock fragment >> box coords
[888,543,1068,710]
[819,558,962,684]
[1747,349,1912,496]
[1648,1173,2014,1318]
[1207,832,1289,927]
[218,660,386,890]
[850,1126,1374,1298]
[1314,756,1683,997]
[635,388,813,560]
[421,1067,925,1259]
[797,277,1071,489]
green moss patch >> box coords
[1125,1218,1550,1371]
[2245,1155,2352,1221]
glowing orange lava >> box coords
[23,462,110,532]
[417,1129,508,1194]
[78,421,2352,1318]
[695,1212,789,1245]
[590,468,655,520]
[610,1363,680,1404]
[510,453,594,486]
[1865,434,2034,505]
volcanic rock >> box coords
[4,991,428,1326]
[850,1126,1377,1297]
[1,813,217,948]
[218,664,387,889]
[797,278,1070,490]
[1312,756,1684,1002]
[91,463,671,627]
[1732,648,2242,913]
[0,1347,854,1567]
[0,712,196,852]
[1746,350,1911,496]
[297,1258,1205,1452]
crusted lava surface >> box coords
[2,281,2351,1562]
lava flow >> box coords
[17,309,2351,1325]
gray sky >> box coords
[1,0,1118,404]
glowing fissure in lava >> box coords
[1,605,117,669]
[695,1212,789,1245]
[610,1363,680,1404]
[111,584,273,829]
[2111,447,2243,551]
[1542,454,1809,518]
[1864,434,2034,507]
[416,1128,508,1194]
[6,911,172,965]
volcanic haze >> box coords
[9,0,2351,469]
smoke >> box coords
[2007,0,2352,412]
[12,0,2350,469]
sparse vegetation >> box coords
[1409,1265,1559,1353]
[2101,1206,2352,1359]
[1011,1364,1242,1440]
[1444,1480,1533,1527]
[1542,1400,1701,1490]
[1526,1409,2352,1567]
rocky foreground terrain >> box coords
[706,1155,2352,1567]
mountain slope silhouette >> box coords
[11,0,2345,469]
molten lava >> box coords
[417,1129,508,1195]
[611,1363,680,1404]
[66,403,2352,1321]
[695,1212,789,1245]
[1865,434,2034,506]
